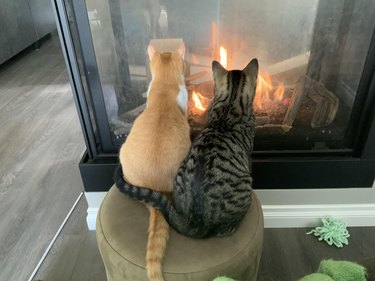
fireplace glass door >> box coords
[64,0,375,153]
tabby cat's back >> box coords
[165,59,259,238]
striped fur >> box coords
[115,59,259,239]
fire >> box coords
[216,45,285,109]
[257,73,273,98]
[274,84,285,100]
[192,91,207,111]
[255,72,285,109]
[219,46,228,68]
[209,27,286,111]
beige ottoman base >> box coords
[96,186,264,281]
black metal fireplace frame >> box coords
[52,0,375,191]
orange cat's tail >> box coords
[146,207,169,281]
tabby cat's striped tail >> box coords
[114,165,170,211]
[114,165,194,237]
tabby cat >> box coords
[115,58,258,239]
[118,44,191,281]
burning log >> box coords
[282,75,309,132]
[266,52,310,84]
[187,80,214,98]
[308,80,339,128]
[185,75,214,137]
[185,71,209,83]
[282,74,339,132]
[188,91,210,125]
[254,72,292,113]
[255,124,292,131]
[256,116,270,126]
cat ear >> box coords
[148,45,159,60]
[212,60,227,80]
[243,58,259,81]
[176,44,185,59]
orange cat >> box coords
[119,44,191,281]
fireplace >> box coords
[52,0,375,190]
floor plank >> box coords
[35,209,375,281]
[34,195,106,281]
[34,185,375,281]
[258,227,375,281]
[0,35,85,281]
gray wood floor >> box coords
[34,189,375,281]
[0,35,85,281]
[33,197,106,281]
[258,226,375,281]
[34,192,375,281]
[34,195,106,281]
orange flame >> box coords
[257,73,273,98]
[220,46,228,68]
[255,72,285,109]
[274,84,285,101]
[192,91,207,111]
[209,25,286,110]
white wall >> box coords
[256,181,375,228]
[86,181,375,230]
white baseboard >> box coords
[262,204,375,228]
[85,192,106,230]
[87,207,100,230]
[84,192,375,230]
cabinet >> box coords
[0,0,56,64]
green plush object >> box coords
[213,277,236,281]
[307,217,350,247]
[298,259,367,281]
[298,273,334,281]
[318,259,367,281]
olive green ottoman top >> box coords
[96,186,264,281]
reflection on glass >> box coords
[84,0,375,150]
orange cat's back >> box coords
[119,49,191,192]
[119,46,190,281]
[119,89,190,191]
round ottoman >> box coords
[96,185,264,281]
